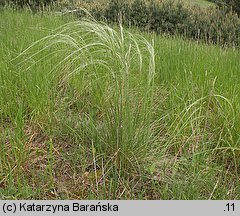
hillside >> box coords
[180,0,215,7]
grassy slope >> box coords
[0,10,239,199]
[180,0,215,7]
[78,0,215,8]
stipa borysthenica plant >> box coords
[14,18,156,184]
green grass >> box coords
[0,9,239,199]
[179,0,215,7]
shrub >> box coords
[89,0,240,48]
[1,0,58,9]
[208,0,240,15]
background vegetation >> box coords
[0,0,57,8]
[208,0,240,14]
[1,0,240,47]
[87,0,240,48]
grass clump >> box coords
[15,17,156,171]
